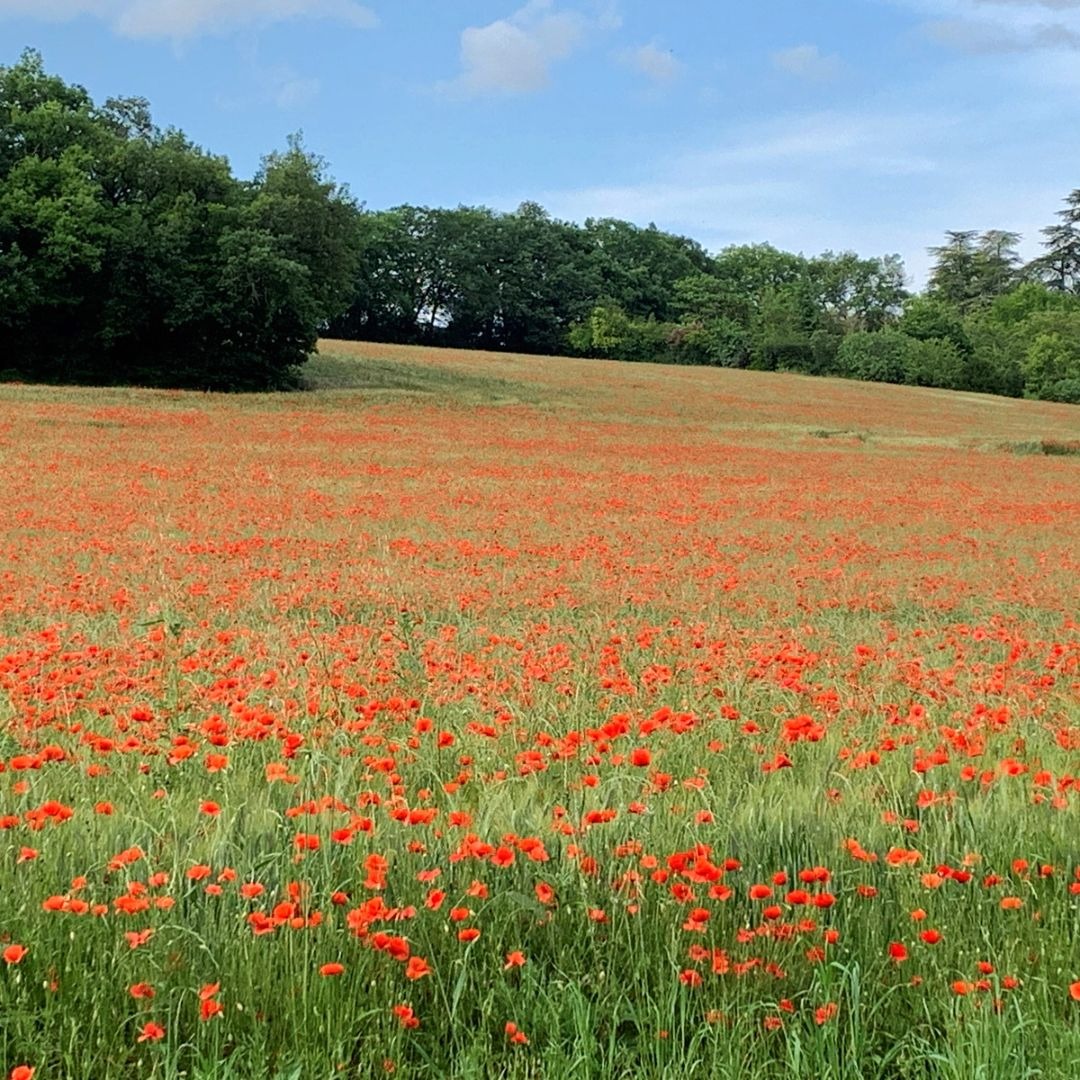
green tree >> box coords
[1020,310,1080,400]
[0,50,113,374]
[960,314,1025,397]
[1,50,363,388]
[902,337,968,390]
[976,230,1023,300]
[708,244,808,325]
[898,296,971,354]
[927,230,1021,311]
[250,136,363,323]
[667,315,750,367]
[449,203,599,354]
[927,230,978,309]
[749,284,819,372]
[584,217,712,321]
[670,273,752,366]
[987,280,1080,326]
[808,251,907,330]
[1031,190,1080,293]
[834,329,910,384]
[567,304,673,362]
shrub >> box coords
[834,329,909,384]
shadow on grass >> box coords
[301,352,543,407]
[1000,438,1080,456]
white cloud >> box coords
[0,0,378,38]
[889,0,1080,51]
[771,43,841,80]
[619,43,682,84]
[974,0,1080,9]
[926,15,1080,48]
[440,1,616,97]
[270,70,321,109]
[214,48,323,113]
[0,0,108,17]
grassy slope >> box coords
[307,340,1080,450]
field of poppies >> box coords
[1,342,1078,1079]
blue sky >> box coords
[2,0,1079,284]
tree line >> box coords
[3,51,1079,401]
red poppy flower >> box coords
[200,998,224,1021]
[405,956,431,980]
[814,1003,838,1025]
[504,1022,529,1045]
[392,1003,419,1029]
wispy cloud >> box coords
[974,0,1080,9]
[495,109,946,246]
[438,1,618,98]
[0,0,378,39]
[890,0,1080,52]
[925,16,1080,49]
[267,68,321,109]
[619,42,682,84]
[484,102,1072,284]
[771,43,842,80]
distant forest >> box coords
[3,50,1079,400]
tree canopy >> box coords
[1,50,362,389]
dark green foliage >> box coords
[329,206,700,356]
[1030,189,1080,293]
[898,296,972,354]
[566,303,676,363]
[957,317,1025,397]
[667,316,751,367]
[902,337,968,390]
[748,283,821,372]
[835,329,911,383]
[583,216,712,322]
[807,250,907,331]
[1,50,362,389]
[927,230,1022,311]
